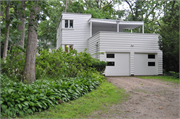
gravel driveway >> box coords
[90,77,179,119]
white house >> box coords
[56,12,163,76]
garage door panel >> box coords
[135,53,157,75]
[105,53,130,76]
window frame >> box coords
[148,62,155,66]
[63,19,74,29]
[107,62,115,66]
[148,54,155,59]
[107,54,115,58]
[64,44,74,52]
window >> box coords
[70,20,73,28]
[148,62,155,66]
[69,45,73,50]
[107,62,115,66]
[64,45,73,52]
[107,54,115,58]
[148,54,155,59]
[64,20,73,28]
[65,20,68,28]
[65,45,68,52]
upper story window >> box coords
[64,19,73,28]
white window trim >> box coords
[62,19,74,29]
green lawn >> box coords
[138,76,179,83]
[21,81,129,118]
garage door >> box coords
[105,53,130,76]
[134,53,157,75]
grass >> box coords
[138,76,179,84]
[21,81,129,119]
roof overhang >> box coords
[89,18,144,30]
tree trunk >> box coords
[24,1,40,84]
[3,3,10,61]
[17,1,25,48]
[65,0,67,12]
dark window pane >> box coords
[148,62,155,66]
[148,54,155,59]
[70,20,73,28]
[107,54,115,58]
[107,62,115,66]
[65,20,68,28]
[70,45,73,50]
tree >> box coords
[24,1,40,84]
[17,1,26,48]
[3,2,10,61]
[158,0,179,72]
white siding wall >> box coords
[98,32,162,75]
[61,13,91,52]
[157,51,163,74]
[88,32,100,58]
[56,19,62,49]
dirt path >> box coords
[90,77,179,119]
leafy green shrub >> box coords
[1,46,25,81]
[1,47,106,80]
[36,47,104,79]
[1,74,105,118]
[92,60,107,74]
[169,71,179,78]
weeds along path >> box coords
[88,77,179,119]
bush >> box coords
[1,47,107,80]
[36,47,106,79]
[92,60,107,74]
[163,71,179,78]
[1,46,25,81]
[1,74,105,118]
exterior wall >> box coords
[60,13,91,52]
[56,19,62,49]
[88,32,100,58]
[157,51,163,74]
[98,32,162,75]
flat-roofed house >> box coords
[56,12,163,76]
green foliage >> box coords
[23,81,129,118]
[36,47,106,79]
[164,71,179,78]
[1,46,25,81]
[158,1,179,72]
[92,60,107,74]
[1,74,105,118]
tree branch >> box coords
[125,0,134,19]
[145,3,158,20]
[102,0,112,10]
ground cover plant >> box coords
[22,81,129,118]
[1,73,105,118]
[1,47,107,118]
[138,76,179,84]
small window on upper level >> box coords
[70,20,73,28]
[65,20,68,28]
[64,20,73,28]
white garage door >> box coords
[105,53,130,76]
[135,53,157,75]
